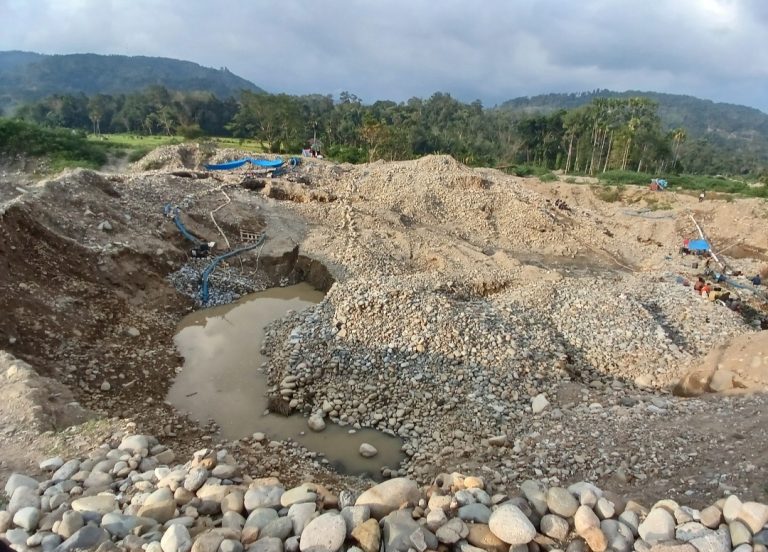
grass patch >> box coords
[597,169,768,198]
[593,184,624,202]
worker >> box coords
[701,282,712,297]
[693,277,705,292]
[752,274,762,286]
[699,192,705,202]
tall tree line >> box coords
[12,86,747,175]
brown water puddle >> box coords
[167,283,404,478]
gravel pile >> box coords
[257,268,753,485]
[167,260,268,307]
[2,432,767,552]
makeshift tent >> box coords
[205,158,285,171]
[687,239,710,252]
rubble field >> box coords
[0,145,767,551]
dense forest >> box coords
[0,51,263,113]
[11,84,768,181]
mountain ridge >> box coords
[0,51,265,113]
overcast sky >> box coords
[2,0,766,111]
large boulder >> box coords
[355,478,420,519]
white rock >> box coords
[299,512,346,552]
[161,523,192,552]
[488,504,536,545]
[359,443,378,458]
[531,393,550,414]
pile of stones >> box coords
[2,433,767,552]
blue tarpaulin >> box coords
[688,239,710,251]
[205,158,285,170]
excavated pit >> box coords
[167,283,405,478]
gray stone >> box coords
[488,503,537,545]
[245,484,285,511]
[288,502,317,536]
[542,514,570,541]
[596,497,616,519]
[249,537,284,552]
[83,471,113,489]
[161,523,192,552]
[184,467,209,492]
[38,456,64,472]
[56,510,84,539]
[261,517,293,540]
[220,539,244,552]
[281,484,317,508]
[639,509,676,544]
[8,486,41,516]
[676,522,711,542]
[119,434,149,454]
[245,508,279,531]
[532,393,550,413]
[4,473,39,497]
[436,517,469,544]
[521,480,549,516]
[139,488,177,523]
[190,530,224,552]
[57,526,109,552]
[648,541,697,552]
[547,487,579,518]
[212,463,238,479]
[355,477,420,519]
[0,511,11,533]
[689,528,731,552]
[41,532,62,551]
[299,512,346,552]
[426,508,447,531]
[307,415,326,432]
[4,528,29,546]
[71,494,118,515]
[51,459,80,482]
[359,443,378,458]
[381,510,437,552]
[620,510,641,536]
[341,505,370,536]
[13,506,40,531]
[458,503,491,523]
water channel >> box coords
[167,283,404,478]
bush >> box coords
[0,117,108,168]
[326,144,367,164]
[593,185,623,202]
[539,172,558,182]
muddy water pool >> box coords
[167,283,404,478]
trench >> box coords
[166,283,404,479]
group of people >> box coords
[692,276,742,311]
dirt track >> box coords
[1,149,767,507]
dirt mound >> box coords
[674,331,768,396]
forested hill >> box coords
[500,90,768,135]
[0,51,264,111]
[499,90,768,173]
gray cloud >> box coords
[1,0,766,111]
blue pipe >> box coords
[199,235,266,304]
[164,204,202,245]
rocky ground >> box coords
[0,146,767,551]
[1,430,767,552]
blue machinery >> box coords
[164,204,266,305]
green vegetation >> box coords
[597,170,768,198]
[593,185,624,203]
[0,118,110,169]
[0,51,263,112]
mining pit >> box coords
[1,146,767,509]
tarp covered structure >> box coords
[687,239,710,252]
[205,158,285,171]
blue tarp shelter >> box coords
[205,158,285,171]
[687,239,710,252]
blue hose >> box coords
[199,235,266,304]
[164,204,202,245]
